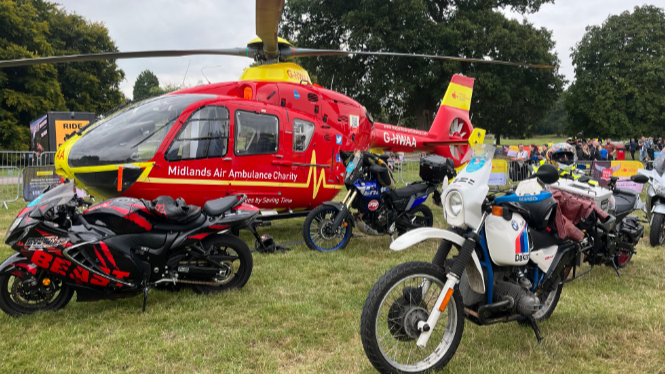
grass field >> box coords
[1,194,664,374]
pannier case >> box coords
[419,155,453,184]
[548,179,613,212]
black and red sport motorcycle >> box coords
[1,181,256,316]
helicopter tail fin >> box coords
[427,75,483,162]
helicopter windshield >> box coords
[68,94,214,167]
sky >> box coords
[54,0,656,98]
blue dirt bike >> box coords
[302,151,454,251]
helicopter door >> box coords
[232,106,290,209]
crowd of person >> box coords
[509,137,663,164]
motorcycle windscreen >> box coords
[455,143,495,186]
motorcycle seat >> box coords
[144,196,201,224]
[203,196,239,216]
[614,193,636,216]
[391,182,430,199]
[153,215,206,232]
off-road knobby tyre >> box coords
[360,261,464,373]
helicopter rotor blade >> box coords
[256,0,285,56]
[0,48,255,69]
[281,47,557,69]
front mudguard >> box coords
[0,253,32,275]
[650,204,665,226]
[391,227,485,294]
[322,201,355,227]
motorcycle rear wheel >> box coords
[0,270,73,317]
[397,205,434,235]
[360,261,464,374]
[191,235,253,294]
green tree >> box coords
[281,0,564,144]
[133,70,159,100]
[148,82,182,97]
[0,0,125,150]
[535,93,568,136]
[566,5,665,139]
[0,0,63,150]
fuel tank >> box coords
[83,197,154,234]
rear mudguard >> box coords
[391,227,485,294]
[0,253,32,275]
[322,201,355,227]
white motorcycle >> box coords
[360,144,584,374]
[638,153,665,246]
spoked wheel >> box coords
[0,268,73,317]
[528,277,563,323]
[649,213,665,247]
[303,205,352,252]
[191,235,253,294]
[398,205,434,235]
[361,262,464,374]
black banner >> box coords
[22,166,60,201]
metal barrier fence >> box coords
[0,166,20,208]
[392,158,646,188]
[0,151,57,208]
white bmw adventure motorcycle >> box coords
[360,144,584,373]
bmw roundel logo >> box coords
[511,221,519,231]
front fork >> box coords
[415,213,487,348]
[330,190,358,231]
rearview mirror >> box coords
[531,164,559,185]
[630,174,649,184]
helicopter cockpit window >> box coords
[68,94,214,168]
[293,119,314,152]
[165,106,229,161]
[234,111,279,155]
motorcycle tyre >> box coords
[649,213,665,247]
[360,261,464,374]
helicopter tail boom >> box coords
[368,74,478,166]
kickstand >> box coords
[610,260,622,278]
[142,283,150,313]
[527,316,543,344]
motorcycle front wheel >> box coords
[649,213,665,247]
[303,205,352,252]
[360,261,464,374]
[0,268,74,317]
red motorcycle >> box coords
[1,182,256,316]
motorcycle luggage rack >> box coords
[62,242,136,288]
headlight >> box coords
[653,179,665,196]
[447,191,463,217]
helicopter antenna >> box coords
[181,60,191,88]
[201,65,222,84]
[330,74,334,90]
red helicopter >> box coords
[1,0,554,217]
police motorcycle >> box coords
[638,152,665,246]
[303,151,453,251]
[360,144,584,374]
[546,143,649,268]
